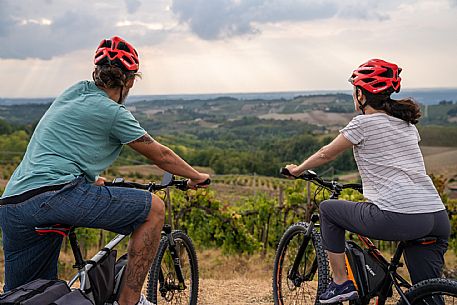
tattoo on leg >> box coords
[131,134,155,144]
[125,230,159,293]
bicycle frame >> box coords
[67,231,127,296]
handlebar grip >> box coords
[174,178,210,191]
[280,168,293,177]
[197,178,211,187]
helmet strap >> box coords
[118,85,124,104]
[355,90,367,114]
[358,100,366,114]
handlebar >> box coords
[280,167,362,193]
[104,174,211,192]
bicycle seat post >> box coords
[68,229,86,270]
[389,242,405,272]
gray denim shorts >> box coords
[0,176,152,291]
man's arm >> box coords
[128,134,208,184]
[287,134,353,176]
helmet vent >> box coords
[358,70,373,75]
[117,41,130,52]
[101,40,112,48]
[122,55,133,64]
[379,67,393,78]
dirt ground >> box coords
[198,277,273,305]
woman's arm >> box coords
[128,133,209,185]
[287,134,353,176]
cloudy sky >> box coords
[1,0,456,98]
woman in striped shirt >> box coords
[285,59,450,304]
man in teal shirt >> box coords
[0,36,209,305]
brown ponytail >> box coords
[360,88,421,124]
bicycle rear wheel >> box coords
[273,222,330,305]
[146,230,199,305]
[396,278,457,305]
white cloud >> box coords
[169,0,405,40]
[18,18,53,26]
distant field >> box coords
[259,110,353,126]
[421,146,457,178]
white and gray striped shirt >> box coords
[340,113,445,214]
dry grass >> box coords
[198,278,273,305]
[0,179,7,189]
[198,249,274,280]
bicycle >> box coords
[272,168,457,305]
[34,172,209,305]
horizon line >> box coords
[1,86,457,100]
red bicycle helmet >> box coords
[349,59,401,94]
[94,36,139,72]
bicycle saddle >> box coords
[403,236,437,246]
[35,224,73,237]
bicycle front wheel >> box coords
[396,278,457,305]
[273,222,330,305]
[146,230,199,305]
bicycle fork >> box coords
[288,215,319,286]
[159,225,187,295]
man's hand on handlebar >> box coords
[95,176,107,186]
[188,173,211,189]
[285,164,301,177]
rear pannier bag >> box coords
[50,289,93,305]
[0,279,70,305]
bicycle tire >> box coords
[272,222,330,305]
[396,278,457,305]
[146,230,199,305]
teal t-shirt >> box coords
[1,81,146,198]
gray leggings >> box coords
[319,200,451,284]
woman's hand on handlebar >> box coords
[188,173,211,189]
